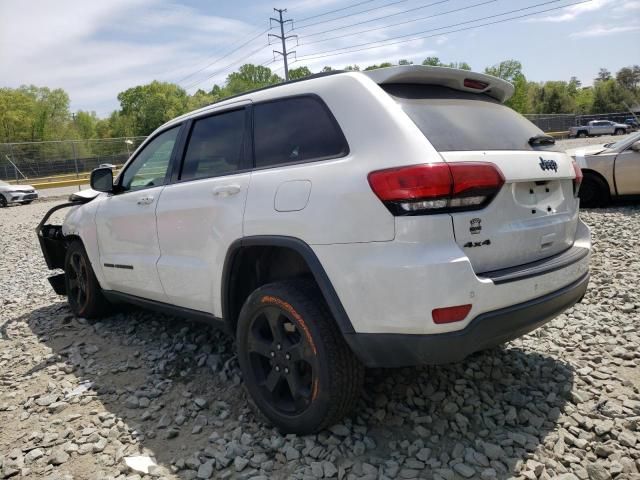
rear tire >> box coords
[615,128,625,136]
[579,174,610,208]
[0,195,7,208]
[64,241,110,319]
[236,280,364,434]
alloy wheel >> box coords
[67,251,89,312]
[246,305,318,415]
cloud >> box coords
[570,24,640,37]
[527,0,614,22]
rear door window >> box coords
[382,84,559,152]
[181,109,246,181]
[253,96,348,168]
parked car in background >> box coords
[566,131,640,207]
[624,117,639,131]
[569,120,629,138]
[0,180,38,207]
[36,66,590,433]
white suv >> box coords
[37,66,591,434]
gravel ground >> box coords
[1,197,639,480]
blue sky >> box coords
[1,0,638,116]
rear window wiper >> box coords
[528,134,556,146]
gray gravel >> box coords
[1,195,639,479]
[556,133,636,151]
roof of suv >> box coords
[164,65,514,130]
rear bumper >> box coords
[345,272,589,367]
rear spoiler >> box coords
[362,65,514,103]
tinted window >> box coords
[383,84,559,152]
[121,127,179,191]
[181,109,246,180]
[254,96,347,168]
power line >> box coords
[175,26,271,85]
[182,42,271,91]
[301,0,498,45]
[296,0,378,24]
[295,0,585,62]
[301,0,452,38]
[294,0,409,30]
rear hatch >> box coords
[382,83,579,273]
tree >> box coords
[224,64,282,96]
[485,60,528,113]
[364,62,393,71]
[398,59,413,65]
[117,81,189,136]
[73,111,98,139]
[422,56,441,66]
[343,65,360,71]
[616,65,640,91]
[592,79,635,113]
[288,66,313,80]
[595,68,611,83]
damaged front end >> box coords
[35,191,98,295]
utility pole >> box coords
[269,8,297,81]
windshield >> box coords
[605,131,640,151]
[382,84,560,152]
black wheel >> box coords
[614,129,625,136]
[0,195,7,208]
[64,241,110,318]
[237,280,364,434]
[577,131,587,138]
[579,174,609,208]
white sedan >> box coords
[0,180,39,207]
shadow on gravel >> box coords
[17,301,574,479]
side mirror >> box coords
[632,141,640,152]
[90,167,114,193]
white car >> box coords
[37,66,591,433]
[0,180,38,207]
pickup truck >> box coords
[569,120,629,138]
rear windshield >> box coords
[383,84,559,152]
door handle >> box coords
[137,196,154,205]
[212,185,241,197]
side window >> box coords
[253,96,348,168]
[121,127,179,192]
[181,109,246,181]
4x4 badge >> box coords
[539,157,558,172]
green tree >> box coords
[485,60,528,112]
[595,68,611,83]
[592,79,635,113]
[422,56,442,66]
[289,66,313,80]
[73,110,98,139]
[224,64,282,96]
[364,62,393,71]
[398,59,413,65]
[117,81,189,136]
[616,65,640,91]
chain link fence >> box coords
[0,137,147,183]
[525,111,638,133]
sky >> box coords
[1,0,638,116]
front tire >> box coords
[236,280,364,434]
[579,174,610,208]
[0,195,7,208]
[577,131,587,138]
[64,241,110,318]
[614,128,625,136]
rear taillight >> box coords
[368,162,504,215]
[572,160,583,197]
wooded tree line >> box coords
[1,60,638,143]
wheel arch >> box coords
[221,236,355,338]
[581,168,613,196]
